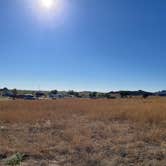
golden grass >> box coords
[0,98,166,165]
[0,98,166,124]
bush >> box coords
[143,93,149,99]
[5,153,25,166]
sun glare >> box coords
[41,0,55,9]
[26,0,70,26]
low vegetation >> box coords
[0,98,166,165]
[4,153,25,166]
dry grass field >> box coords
[0,98,166,166]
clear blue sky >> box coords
[0,0,166,92]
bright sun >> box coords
[41,0,55,9]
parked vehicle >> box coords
[49,94,64,99]
[24,94,36,100]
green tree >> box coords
[12,89,17,100]
[89,92,97,98]
[120,91,129,98]
[50,90,58,95]
[143,93,149,99]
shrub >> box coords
[5,153,25,166]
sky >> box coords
[0,0,166,92]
